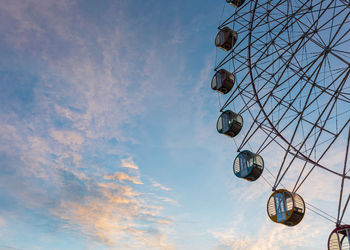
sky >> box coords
[0,0,349,249]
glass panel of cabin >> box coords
[227,112,234,126]
[217,116,223,132]
[294,195,304,212]
[255,155,263,166]
[284,192,293,211]
[215,33,221,46]
[329,232,341,250]
[228,73,235,82]
[211,75,217,89]
[246,153,253,167]
[268,196,276,217]
[238,154,248,177]
[236,114,242,125]
[216,72,222,89]
[274,192,286,222]
[345,228,350,249]
[219,31,225,45]
[234,158,240,174]
[222,113,229,133]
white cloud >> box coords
[0,216,6,227]
[211,216,329,250]
[53,174,174,248]
[121,157,139,170]
[104,172,143,185]
[50,129,84,151]
[0,0,181,248]
[151,180,172,191]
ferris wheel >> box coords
[211,0,350,248]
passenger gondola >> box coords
[233,150,264,181]
[226,0,246,8]
[267,189,305,227]
[211,69,235,94]
[215,27,238,51]
[217,110,243,137]
[328,225,350,250]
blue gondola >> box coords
[233,150,264,181]
[217,110,243,137]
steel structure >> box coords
[213,0,350,247]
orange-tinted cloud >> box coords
[50,129,84,151]
[104,172,143,185]
[121,157,139,169]
[151,180,172,191]
[54,176,174,249]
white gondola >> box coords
[328,225,350,250]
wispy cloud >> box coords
[54,169,174,248]
[50,129,84,151]
[104,172,143,185]
[0,0,179,248]
[0,246,22,250]
[211,217,329,250]
[151,179,172,191]
[0,216,6,227]
[121,157,139,170]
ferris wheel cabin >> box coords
[267,189,305,227]
[215,27,238,51]
[226,0,246,8]
[233,150,264,181]
[217,110,243,137]
[211,69,235,94]
[328,225,350,250]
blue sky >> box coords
[0,0,349,249]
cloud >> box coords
[151,180,172,191]
[157,220,173,225]
[54,173,174,248]
[211,217,329,250]
[0,0,181,248]
[104,172,143,185]
[121,157,139,170]
[0,246,22,250]
[50,129,84,151]
[158,197,179,206]
[0,112,176,248]
[0,216,6,227]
